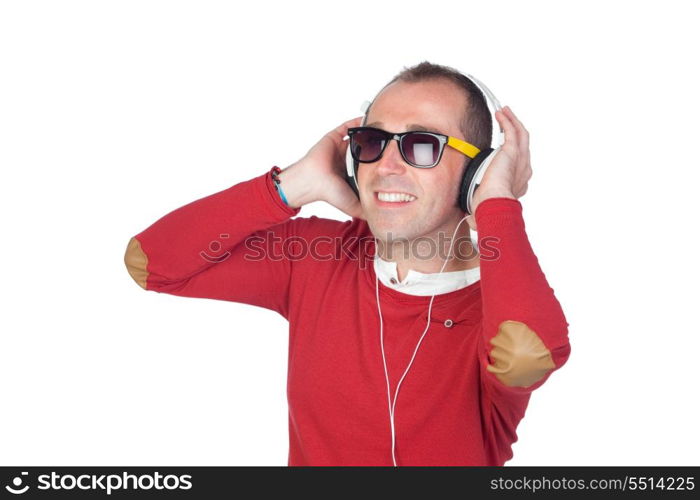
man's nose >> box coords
[376,139,408,176]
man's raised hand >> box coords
[466,106,533,230]
[277,117,365,219]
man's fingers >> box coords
[503,106,529,154]
[333,116,364,139]
[496,108,518,155]
[347,115,364,127]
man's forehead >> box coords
[365,80,465,136]
[364,121,437,133]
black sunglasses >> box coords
[347,126,481,169]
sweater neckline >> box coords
[373,253,480,296]
[361,236,481,307]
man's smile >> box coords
[374,190,418,205]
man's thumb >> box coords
[342,199,364,220]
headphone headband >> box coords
[465,73,504,150]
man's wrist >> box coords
[275,162,315,209]
[472,187,516,214]
[271,168,290,206]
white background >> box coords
[1,0,698,466]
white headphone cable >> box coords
[375,213,471,466]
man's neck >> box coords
[375,226,479,282]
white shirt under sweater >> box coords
[373,254,481,296]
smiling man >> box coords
[356,76,486,278]
[124,61,571,466]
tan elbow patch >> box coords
[124,237,149,289]
[485,320,556,388]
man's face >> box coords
[357,78,469,243]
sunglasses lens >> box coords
[351,129,386,162]
[402,133,440,166]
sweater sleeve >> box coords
[473,197,571,461]
[123,166,302,319]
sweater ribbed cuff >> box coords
[474,197,522,223]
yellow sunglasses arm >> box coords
[447,136,481,159]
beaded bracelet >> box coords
[271,166,289,206]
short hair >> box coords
[366,61,493,155]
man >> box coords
[124,61,570,466]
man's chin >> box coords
[366,219,415,243]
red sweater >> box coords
[125,166,571,466]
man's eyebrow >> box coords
[365,121,435,133]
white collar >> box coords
[373,254,480,296]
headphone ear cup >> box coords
[345,143,360,199]
[458,148,493,214]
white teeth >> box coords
[377,192,416,203]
